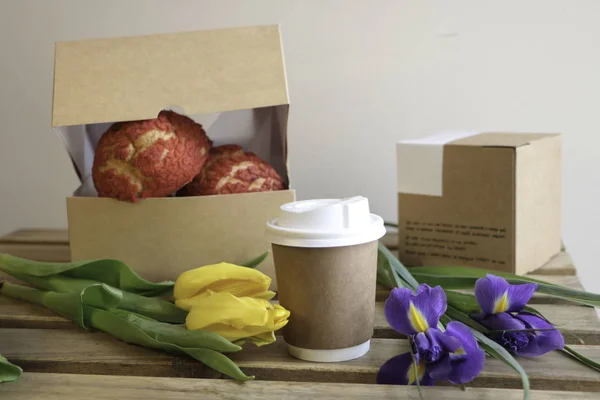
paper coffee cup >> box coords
[266,196,386,362]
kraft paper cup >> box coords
[266,196,386,362]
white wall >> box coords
[1,0,598,294]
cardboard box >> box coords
[51,25,295,286]
[396,131,561,275]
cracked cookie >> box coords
[92,110,212,202]
[178,144,284,196]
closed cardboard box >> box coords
[396,132,561,275]
[51,25,295,287]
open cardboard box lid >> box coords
[52,25,289,127]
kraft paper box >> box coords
[396,131,562,275]
[51,25,295,287]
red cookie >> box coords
[178,144,284,196]
[92,110,212,202]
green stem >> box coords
[0,280,46,306]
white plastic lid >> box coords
[265,196,386,248]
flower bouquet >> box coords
[0,251,288,383]
[376,235,600,399]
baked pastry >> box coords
[178,144,284,196]
[92,110,211,202]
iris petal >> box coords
[427,354,452,381]
[429,327,461,353]
[493,292,510,313]
[506,283,538,313]
[475,311,527,331]
[384,288,417,335]
[475,274,538,315]
[444,322,486,384]
[474,274,510,315]
[409,302,429,332]
[474,311,529,355]
[414,284,447,329]
[376,352,434,386]
[384,285,447,335]
[514,312,565,356]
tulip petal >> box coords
[271,304,291,331]
[376,352,434,386]
[185,291,268,329]
[174,262,275,310]
[444,322,486,384]
[201,322,273,341]
[514,312,565,357]
[235,331,277,347]
[184,291,289,342]
[384,285,447,335]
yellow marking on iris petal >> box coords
[408,302,429,332]
[453,347,466,356]
[493,291,510,313]
[407,360,427,385]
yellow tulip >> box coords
[174,262,276,311]
[185,290,290,345]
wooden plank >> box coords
[0,243,71,262]
[0,294,598,344]
[0,328,599,391]
[1,373,598,400]
[0,229,69,244]
[0,229,576,275]
[535,251,577,276]
[0,296,74,330]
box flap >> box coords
[52,25,289,127]
[449,132,560,148]
[397,131,478,197]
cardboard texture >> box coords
[397,132,561,275]
[272,241,378,350]
[51,25,294,286]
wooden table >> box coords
[0,229,599,399]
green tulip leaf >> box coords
[0,280,121,328]
[88,307,250,380]
[0,253,173,296]
[0,281,249,381]
[0,354,22,384]
[241,252,269,269]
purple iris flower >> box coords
[473,274,564,357]
[377,284,485,386]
